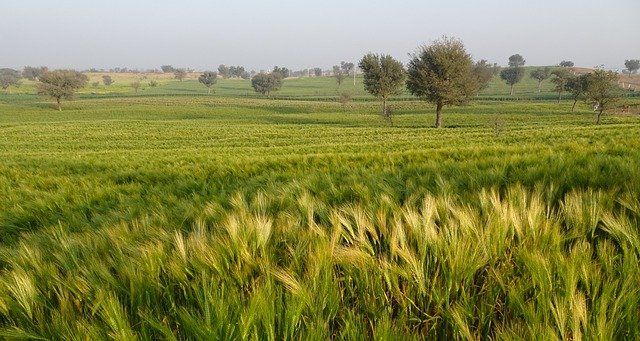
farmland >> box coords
[1,75,640,339]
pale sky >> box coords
[1,0,638,71]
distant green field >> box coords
[0,87,639,338]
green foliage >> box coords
[407,36,480,128]
[21,66,48,81]
[559,60,574,67]
[0,68,22,92]
[359,53,406,124]
[625,59,639,75]
[251,73,283,96]
[584,70,622,124]
[102,75,114,86]
[530,67,552,92]
[161,65,175,73]
[313,68,322,77]
[198,71,218,94]
[272,66,290,79]
[551,68,573,102]
[566,74,589,111]
[499,67,525,95]
[473,60,495,91]
[508,54,525,67]
[36,70,88,111]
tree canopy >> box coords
[198,71,218,94]
[332,66,346,86]
[550,68,573,102]
[0,68,22,92]
[500,67,525,95]
[559,60,575,67]
[584,70,621,124]
[251,73,283,96]
[530,67,551,92]
[173,69,187,81]
[625,59,639,75]
[359,53,406,125]
[22,66,48,81]
[272,66,290,79]
[36,70,88,111]
[406,36,480,128]
[508,54,525,67]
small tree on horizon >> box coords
[333,65,346,86]
[359,53,406,125]
[37,70,88,111]
[559,60,575,68]
[584,70,621,124]
[624,59,640,75]
[102,75,114,86]
[272,66,290,79]
[22,66,48,81]
[198,71,218,94]
[508,54,525,67]
[530,67,552,92]
[160,65,175,73]
[251,73,283,96]
[313,68,322,77]
[174,69,187,81]
[406,36,480,128]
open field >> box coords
[1,82,640,338]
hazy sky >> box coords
[1,0,638,71]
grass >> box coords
[0,81,639,338]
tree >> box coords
[550,68,572,102]
[473,60,494,91]
[359,53,406,125]
[566,74,589,112]
[218,65,230,78]
[624,59,640,75]
[559,60,574,68]
[160,65,175,73]
[174,69,187,81]
[149,80,158,87]
[251,73,283,96]
[36,70,88,111]
[130,81,141,93]
[530,67,551,92]
[333,65,346,86]
[0,68,22,93]
[500,67,525,95]
[198,71,218,94]
[584,70,621,124]
[338,91,351,111]
[313,68,322,77]
[102,75,114,86]
[508,54,525,67]
[341,61,355,85]
[22,66,48,81]
[272,66,290,79]
[406,37,480,128]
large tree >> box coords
[341,61,355,85]
[0,68,22,93]
[625,59,640,75]
[550,68,573,102]
[508,54,525,67]
[198,71,218,94]
[359,53,406,125]
[566,74,589,112]
[530,67,551,92]
[500,67,525,96]
[406,37,480,128]
[22,66,48,81]
[36,70,88,111]
[584,70,621,124]
[251,73,283,96]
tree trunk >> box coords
[383,97,392,126]
[510,84,514,96]
[208,87,211,94]
[596,106,603,124]
[538,80,541,93]
[56,98,62,111]
[435,102,443,128]
[572,99,578,112]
